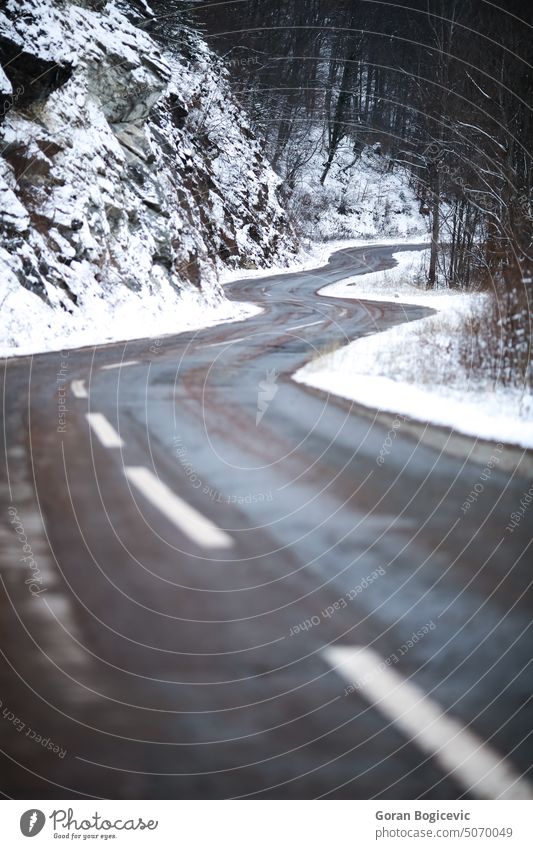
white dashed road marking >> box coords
[286,320,323,332]
[198,337,247,350]
[324,645,533,800]
[86,413,124,448]
[101,360,139,370]
[71,380,88,399]
[125,466,234,550]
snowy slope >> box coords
[0,0,296,354]
[295,250,533,450]
[283,135,429,242]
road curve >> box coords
[1,242,532,799]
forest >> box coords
[133,0,533,392]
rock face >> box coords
[0,0,296,350]
[0,36,73,114]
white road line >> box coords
[324,645,533,800]
[200,321,323,349]
[86,413,124,448]
[71,379,88,399]
[286,320,323,332]
[125,466,234,550]
[199,337,247,350]
[101,360,139,370]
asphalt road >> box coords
[1,242,532,799]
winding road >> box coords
[1,242,532,799]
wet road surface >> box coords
[1,243,532,799]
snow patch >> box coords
[295,250,533,450]
[0,270,261,357]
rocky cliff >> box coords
[0,0,296,351]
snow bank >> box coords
[0,257,262,357]
[295,250,533,450]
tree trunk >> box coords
[428,167,440,289]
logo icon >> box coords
[20,810,46,837]
[256,369,279,425]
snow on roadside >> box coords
[220,235,430,286]
[1,237,427,358]
[294,249,533,450]
[0,278,261,357]
[317,248,431,303]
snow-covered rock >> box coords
[0,66,12,97]
[0,0,296,353]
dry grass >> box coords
[458,262,532,392]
